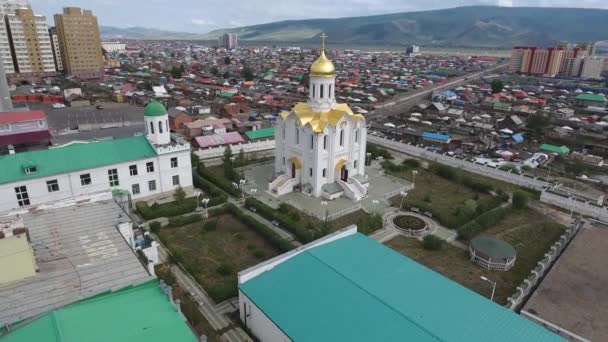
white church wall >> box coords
[239,291,292,342]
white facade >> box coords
[102,41,126,53]
[145,114,171,145]
[5,11,55,74]
[219,33,238,49]
[0,147,192,212]
[269,49,368,201]
[580,57,605,80]
[49,28,62,71]
[0,0,30,73]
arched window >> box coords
[322,168,327,177]
[354,160,358,169]
[312,85,315,98]
[166,119,169,132]
[310,134,314,149]
[355,129,358,143]
[158,121,163,133]
[150,121,154,134]
[320,84,324,98]
[329,84,333,98]
[339,129,344,146]
[295,126,299,144]
[323,135,327,150]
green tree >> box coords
[236,148,246,167]
[190,152,200,168]
[512,191,529,210]
[526,114,551,135]
[224,56,231,65]
[223,71,230,79]
[241,66,254,81]
[174,186,186,204]
[210,66,219,76]
[223,146,236,180]
[491,79,504,94]
[170,66,183,79]
[422,235,444,250]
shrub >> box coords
[192,171,228,207]
[169,213,201,227]
[367,143,393,161]
[423,235,444,250]
[512,191,529,210]
[253,250,266,259]
[246,198,318,243]
[149,221,161,234]
[197,165,241,197]
[174,186,187,204]
[433,164,457,181]
[136,199,197,221]
[402,159,421,168]
[458,207,510,240]
[216,263,233,276]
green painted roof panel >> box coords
[1,281,198,342]
[0,136,157,184]
[575,93,606,102]
[144,101,168,117]
[240,233,564,342]
[245,127,275,140]
[540,144,570,154]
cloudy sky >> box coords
[31,0,607,32]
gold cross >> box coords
[320,32,327,50]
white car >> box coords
[52,103,66,108]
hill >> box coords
[99,26,205,40]
[204,6,608,47]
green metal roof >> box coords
[575,93,607,102]
[471,236,516,259]
[1,280,198,342]
[240,233,564,342]
[0,136,157,185]
[245,127,275,140]
[144,101,168,117]
[218,91,236,98]
[540,144,570,155]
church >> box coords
[269,35,369,201]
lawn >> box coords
[330,209,383,235]
[158,214,282,303]
[385,207,565,305]
[387,167,498,229]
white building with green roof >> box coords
[0,101,192,212]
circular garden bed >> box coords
[393,215,426,231]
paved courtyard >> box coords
[242,161,412,219]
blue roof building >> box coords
[422,131,451,143]
[237,228,564,342]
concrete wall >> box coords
[540,191,608,222]
[194,139,275,160]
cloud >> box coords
[191,19,215,26]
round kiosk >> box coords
[469,236,516,271]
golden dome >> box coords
[310,50,335,77]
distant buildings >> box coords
[54,7,104,79]
[510,44,605,79]
[219,33,238,49]
[406,45,420,57]
[5,8,55,77]
[48,27,63,71]
[102,41,127,53]
[0,0,30,74]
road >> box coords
[367,62,509,119]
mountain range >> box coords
[100,6,608,48]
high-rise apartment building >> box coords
[5,8,55,75]
[0,0,30,74]
[54,7,103,79]
[48,27,62,71]
[219,33,238,49]
[510,46,563,77]
[580,57,605,80]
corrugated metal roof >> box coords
[540,144,570,154]
[0,136,157,185]
[245,127,275,140]
[422,131,451,142]
[0,110,46,124]
[575,93,606,102]
[194,132,244,148]
[1,280,197,342]
[240,233,564,342]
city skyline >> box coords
[30,0,608,33]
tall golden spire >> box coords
[310,32,335,77]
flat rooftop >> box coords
[0,198,153,326]
[522,221,608,341]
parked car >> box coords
[52,103,66,109]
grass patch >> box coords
[386,207,565,305]
[158,213,283,303]
[154,265,223,341]
[331,210,383,235]
[393,215,426,230]
[136,198,197,221]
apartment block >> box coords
[580,57,605,80]
[48,27,62,71]
[219,33,238,50]
[54,7,103,79]
[5,8,55,76]
[510,46,563,77]
[0,0,30,74]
